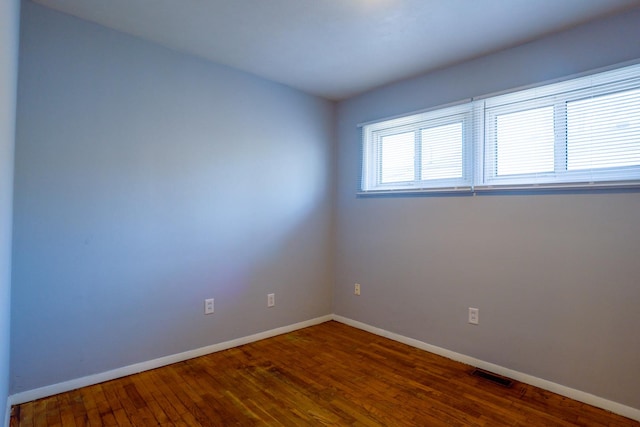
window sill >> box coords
[357,181,640,197]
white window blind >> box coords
[380,131,414,183]
[494,106,556,176]
[566,88,640,171]
[361,62,640,194]
[421,122,464,180]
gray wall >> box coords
[1,0,20,418]
[335,9,640,410]
[11,2,334,393]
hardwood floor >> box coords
[11,321,638,426]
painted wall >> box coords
[11,2,334,393]
[0,0,20,419]
[335,9,640,410]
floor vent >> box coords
[471,368,514,388]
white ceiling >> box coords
[32,0,640,100]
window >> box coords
[482,65,640,188]
[361,103,472,192]
[360,62,640,194]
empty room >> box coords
[1,0,640,425]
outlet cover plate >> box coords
[469,307,479,325]
[205,298,214,315]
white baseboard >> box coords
[8,314,332,407]
[332,314,640,422]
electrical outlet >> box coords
[469,307,479,325]
[204,298,214,315]
[267,293,275,307]
[354,283,361,295]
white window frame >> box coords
[480,68,640,189]
[361,103,473,193]
[360,61,640,195]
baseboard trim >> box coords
[8,314,332,407]
[332,314,640,422]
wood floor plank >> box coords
[31,399,48,427]
[78,385,104,427]
[65,389,88,427]
[111,380,154,426]
[92,384,118,427]
[56,394,77,427]
[10,321,640,426]
[131,372,176,425]
[145,369,201,426]
[17,401,34,427]
[44,398,61,427]
[99,381,131,427]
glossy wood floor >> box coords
[11,321,638,426]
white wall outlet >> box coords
[267,293,275,307]
[354,283,361,295]
[204,298,214,315]
[469,307,479,325]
